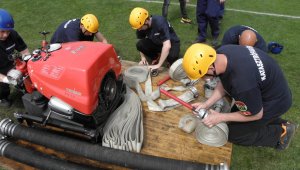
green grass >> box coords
[1,0,300,169]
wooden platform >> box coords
[0,60,232,170]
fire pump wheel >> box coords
[101,74,117,103]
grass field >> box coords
[1,0,300,169]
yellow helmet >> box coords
[182,43,216,80]
[81,14,99,33]
[129,7,149,29]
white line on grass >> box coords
[129,0,300,19]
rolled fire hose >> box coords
[178,113,229,147]
[178,114,197,133]
[169,58,187,81]
[195,121,229,147]
[0,135,99,170]
[169,58,199,86]
[102,87,143,153]
[0,118,229,170]
[124,66,149,101]
[160,89,229,147]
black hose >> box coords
[0,118,228,170]
[0,136,100,170]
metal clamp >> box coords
[150,69,159,77]
[195,108,209,119]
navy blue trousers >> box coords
[136,39,180,65]
[228,105,285,147]
[0,65,14,100]
[196,0,221,41]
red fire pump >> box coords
[10,40,126,142]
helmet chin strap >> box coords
[206,63,217,77]
[212,63,217,77]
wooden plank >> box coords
[0,60,232,169]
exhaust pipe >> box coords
[0,135,99,170]
[0,118,229,170]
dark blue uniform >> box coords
[50,19,94,43]
[217,45,292,147]
[0,30,27,99]
[196,0,221,42]
[136,15,180,64]
[221,25,267,52]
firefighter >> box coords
[50,14,108,44]
[129,7,180,71]
[221,25,267,52]
[0,9,30,107]
[182,43,297,150]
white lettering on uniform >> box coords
[242,25,258,33]
[6,44,15,51]
[64,19,77,29]
[246,46,266,81]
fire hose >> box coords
[102,87,143,153]
[0,118,229,170]
[0,135,99,170]
[160,89,229,147]
[124,65,199,112]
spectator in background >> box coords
[221,25,267,52]
[219,3,225,22]
[195,0,225,48]
[51,14,108,44]
[162,0,192,24]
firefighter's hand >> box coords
[192,102,207,115]
[6,69,22,85]
[139,58,148,65]
[148,64,160,71]
[2,76,17,85]
[202,109,222,128]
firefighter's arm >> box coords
[148,40,171,70]
[220,108,263,122]
[95,32,108,44]
[202,108,263,127]
[20,48,30,55]
[201,80,226,109]
[0,74,13,84]
[0,74,7,83]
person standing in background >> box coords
[195,0,225,47]
[162,0,192,24]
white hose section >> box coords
[169,58,187,81]
[179,114,229,147]
[178,114,197,133]
[124,66,198,112]
[102,87,143,153]
[195,122,229,147]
